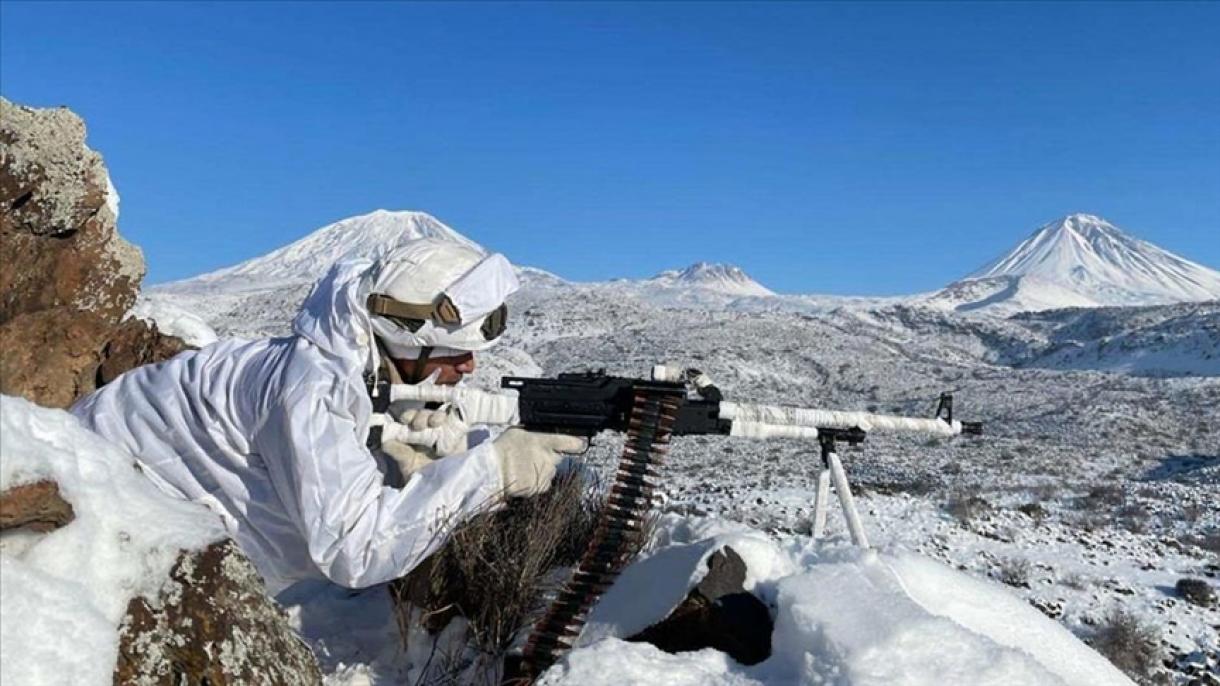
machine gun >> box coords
[368,365,982,679]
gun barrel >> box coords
[719,401,964,436]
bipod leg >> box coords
[827,450,870,548]
[811,464,831,540]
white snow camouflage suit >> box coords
[71,260,506,592]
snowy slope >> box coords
[930,214,1220,313]
[649,262,775,297]
[156,210,484,294]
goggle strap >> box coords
[367,294,436,321]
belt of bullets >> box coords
[515,389,683,681]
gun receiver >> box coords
[501,370,732,437]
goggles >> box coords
[367,293,507,341]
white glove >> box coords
[492,428,587,498]
[390,405,470,457]
[379,439,438,482]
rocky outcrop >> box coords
[97,317,191,386]
[115,540,322,686]
[0,476,320,686]
[0,97,186,407]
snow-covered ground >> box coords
[0,397,224,686]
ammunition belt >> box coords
[516,388,683,680]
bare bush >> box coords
[1017,502,1047,523]
[1081,484,1125,510]
[389,469,655,681]
[1181,531,1220,555]
[1060,571,1090,590]
[997,557,1031,588]
[1089,608,1164,684]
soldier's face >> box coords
[393,352,476,385]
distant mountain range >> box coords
[155,209,774,298]
[155,209,1219,313]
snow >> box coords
[541,639,755,686]
[933,214,1220,312]
[0,395,225,686]
[540,518,1135,685]
[103,172,119,221]
[127,293,219,347]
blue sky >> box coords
[2,1,1218,294]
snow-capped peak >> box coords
[157,210,484,293]
[935,213,1220,312]
[650,261,775,296]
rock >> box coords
[0,307,114,408]
[626,546,773,665]
[0,97,187,407]
[0,97,143,323]
[115,540,322,686]
[97,317,191,387]
[0,479,75,532]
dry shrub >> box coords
[1081,484,1125,510]
[390,468,653,668]
[997,557,1032,588]
[1089,608,1164,684]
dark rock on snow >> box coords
[628,546,773,665]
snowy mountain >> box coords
[156,210,484,294]
[648,262,775,297]
[929,214,1220,313]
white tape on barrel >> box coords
[719,401,961,436]
[728,422,820,440]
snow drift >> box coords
[537,516,1134,685]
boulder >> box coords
[97,317,192,387]
[626,546,773,665]
[1,397,324,678]
[115,540,322,686]
[0,97,187,407]
[0,307,114,408]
